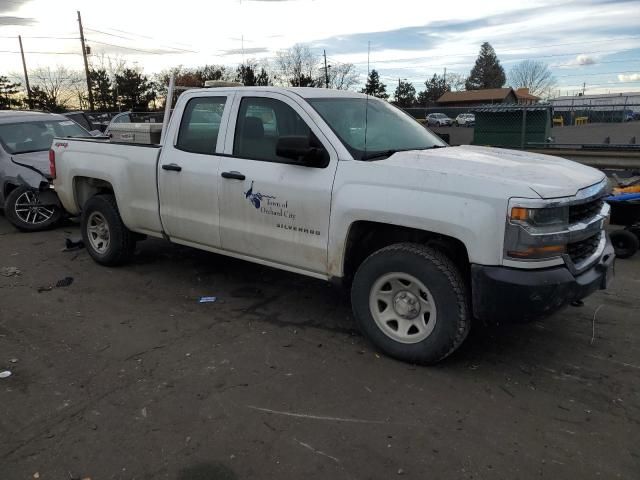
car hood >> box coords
[381,145,605,199]
[11,150,50,177]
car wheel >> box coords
[4,186,63,232]
[610,229,639,259]
[351,243,470,364]
[81,194,136,266]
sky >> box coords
[1,0,640,96]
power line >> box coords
[0,35,78,39]
[85,28,197,53]
[0,50,79,55]
[85,25,199,52]
[84,39,174,55]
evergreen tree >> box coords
[255,67,271,86]
[394,79,416,107]
[465,42,506,90]
[115,69,155,110]
[0,76,21,109]
[90,68,115,110]
[416,74,450,105]
[360,69,388,99]
[236,63,258,86]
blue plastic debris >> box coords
[199,296,217,303]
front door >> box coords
[218,93,338,274]
[158,94,232,248]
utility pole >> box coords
[18,35,32,109]
[443,67,447,84]
[323,50,329,88]
[582,82,586,96]
[77,10,94,111]
[367,41,370,76]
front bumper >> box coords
[471,235,615,324]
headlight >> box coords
[510,206,569,230]
[505,203,570,260]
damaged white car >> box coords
[0,111,90,231]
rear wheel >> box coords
[4,186,63,232]
[610,229,639,259]
[351,243,470,364]
[81,194,135,265]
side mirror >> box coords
[276,135,328,167]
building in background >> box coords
[436,87,540,107]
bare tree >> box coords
[275,44,319,87]
[445,72,466,92]
[328,63,359,90]
[508,60,557,98]
[29,66,84,111]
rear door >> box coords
[158,93,233,248]
[217,92,338,274]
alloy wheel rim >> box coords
[14,190,55,225]
[369,272,437,344]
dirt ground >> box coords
[1,214,639,480]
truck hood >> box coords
[382,145,605,199]
[12,150,50,178]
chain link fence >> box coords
[405,104,640,149]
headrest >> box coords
[244,116,264,139]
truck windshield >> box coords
[308,97,446,160]
[0,120,87,154]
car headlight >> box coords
[510,205,569,230]
[505,203,570,260]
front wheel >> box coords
[81,194,136,266]
[4,186,63,232]
[351,243,470,364]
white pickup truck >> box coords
[51,87,614,364]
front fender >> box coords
[327,183,506,277]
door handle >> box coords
[221,171,246,180]
[162,163,182,172]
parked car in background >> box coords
[426,113,453,127]
[455,113,475,127]
[63,111,104,134]
[623,110,638,122]
[0,111,90,231]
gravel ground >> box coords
[1,214,639,480]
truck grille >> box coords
[569,198,604,224]
[567,232,601,265]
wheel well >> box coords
[73,177,114,210]
[3,182,18,200]
[342,221,470,283]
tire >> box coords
[626,225,640,242]
[351,243,470,364]
[610,229,639,259]
[4,186,63,232]
[81,194,136,266]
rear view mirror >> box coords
[276,135,329,168]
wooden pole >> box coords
[77,10,95,111]
[18,35,32,109]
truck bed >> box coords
[52,137,164,236]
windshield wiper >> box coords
[361,145,446,161]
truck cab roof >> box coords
[188,86,368,100]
